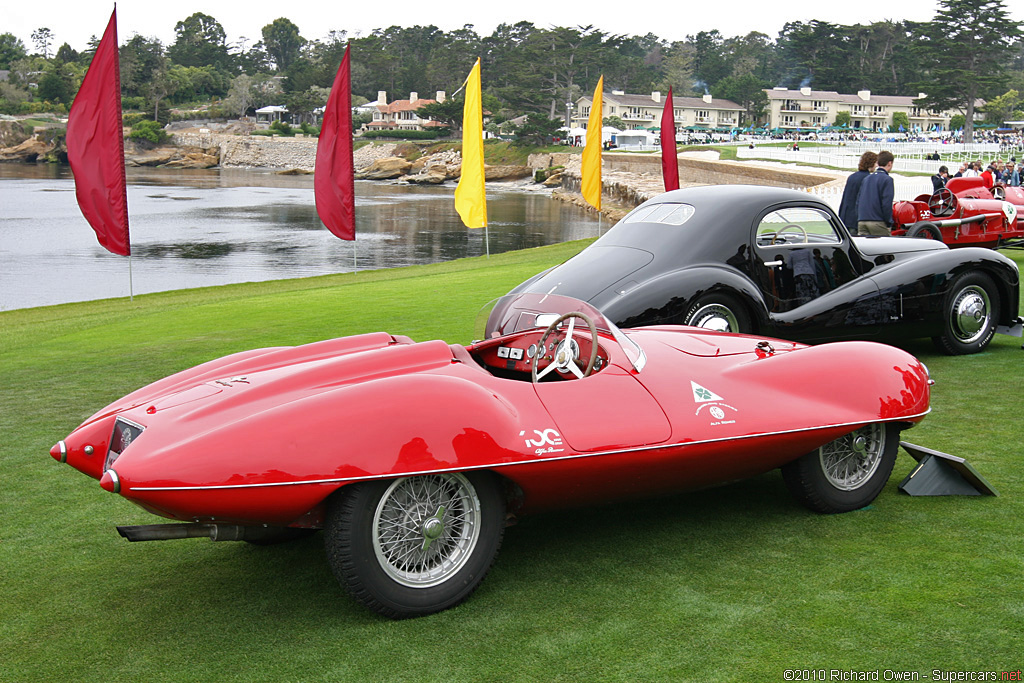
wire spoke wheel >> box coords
[818,424,884,491]
[782,422,899,514]
[325,471,504,618]
[373,473,481,587]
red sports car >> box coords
[893,176,1024,248]
[51,293,931,618]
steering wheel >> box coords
[928,188,957,217]
[992,185,1006,200]
[532,312,599,382]
[771,224,808,244]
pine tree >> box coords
[910,0,1022,142]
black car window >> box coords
[755,207,841,246]
[622,203,696,226]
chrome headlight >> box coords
[106,418,144,472]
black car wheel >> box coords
[933,271,1000,355]
[906,222,942,241]
[683,293,751,333]
[324,471,505,619]
[782,423,899,514]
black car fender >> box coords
[865,247,1019,324]
[506,266,557,296]
[597,265,770,331]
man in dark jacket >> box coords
[931,165,949,192]
[857,150,895,236]
[838,151,877,234]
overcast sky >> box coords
[5,0,1022,55]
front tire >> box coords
[782,423,899,514]
[683,293,751,333]
[932,271,999,355]
[324,472,505,619]
[906,222,942,241]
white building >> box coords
[572,90,744,133]
[764,87,971,132]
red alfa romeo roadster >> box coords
[51,293,931,618]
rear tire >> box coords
[782,423,899,514]
[683,293,751,333]
[932,271,999,355]
[324,472,505,619]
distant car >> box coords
[492,185,1021,355]
[892,176,1024,248]
[51,293,930,619]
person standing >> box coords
[857,150,895,236]
[838,151,877,234]
[931,165,949,192]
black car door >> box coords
[750,204,887,339]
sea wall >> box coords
[173,132,319,170]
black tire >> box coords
[324,471,505,619]
[932,271,1000,355]
[782,423,899,514]
[906,222,942,241]
[683,293,751,333]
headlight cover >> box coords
[105,418,144,472]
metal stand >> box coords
[897,441,999,496]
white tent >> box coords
[615,130,657,149]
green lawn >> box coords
[2,241,1022,682]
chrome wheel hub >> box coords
[689,303,738,332]
[951,286,990,343]
[820,424,885,491]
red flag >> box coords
[67,7,129,256]
[315,44,355,241]
[660,88,679,192]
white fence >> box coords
[800,176,933,210]
[735,143,1015,175]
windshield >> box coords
[476,293,646,372]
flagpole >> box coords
[128,254,134,302]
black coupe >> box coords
[492,185,1021,354]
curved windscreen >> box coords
[477,293,646,372]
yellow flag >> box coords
[581,75,603,211]
[455,58,487,228]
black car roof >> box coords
[595,185,837,258]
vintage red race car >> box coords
[892,176,1024,248]
[50,293,931,618]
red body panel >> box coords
[54,314,930,526]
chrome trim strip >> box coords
[58,440,67,463]
[107,469,121,494]
[129,410,930,492]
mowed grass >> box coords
[2,241,1023,682]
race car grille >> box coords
[105,418,144,472]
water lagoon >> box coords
[0,165,600,311]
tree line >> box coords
[0,0,1022,141]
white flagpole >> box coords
[128,254,134,302]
